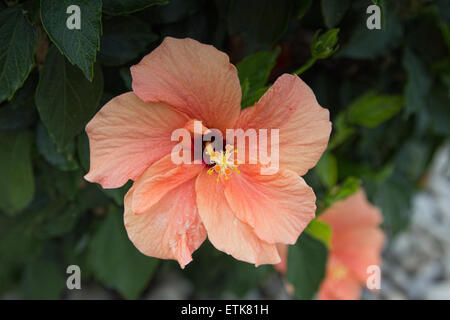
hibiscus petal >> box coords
[319,189,383,232]
[131,37,241,132]
[124,179,206,269]
[224,166,316,244]
[318,257,362,300]
[332,228,385,282]
[275,243,288,274]
[84,92,189,188]
[235,74,331,175]
[195,170,280,266]
[132,154,204,214]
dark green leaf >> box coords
[228,0,295,52]
[320,177,360,213]
[22,257,64,299]
[145,0,205,25]
[286,233,328,300]
[429,86,450,136]
[41,0,102,80]
[321,0,350,28]
[36,123,79,171]
[338,1,402,59]
[237,48,280,108]
[36,46,103,147]
[0,6,37,103]
[403,48,432,116]
[0,205,46,263]
[315,151,338,189]
[328,113,356,149]
[99,16,158,66]
[88,208,159,299]
[0,131,34,215]
[374,172,413,235]
[99,182,131,206]
[347,91,403,128]
[103,0,168,16]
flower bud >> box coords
[311,28,340,60]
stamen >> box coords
[205,143,240,182]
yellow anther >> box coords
[206,144,240,182]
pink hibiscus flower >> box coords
[276,189,385,299]
[84,37,331,268]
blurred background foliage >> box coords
[0,0,449,299]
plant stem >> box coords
[293,57,317,76]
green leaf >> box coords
[41,0,102,80]
[338,1,402,59]
[236,47,280,108]
[36,46,103,147]
[0,6,38,103]
[228,0,295,52]
[429,86,450,136]
[402,48,432,116]
[88,208,159,299]
[0,131,34,215]
[321,0,350,28]
[374,172,413,235]
[347,91,403,128]
[310,28,340,60]
[395,140,430,181]
[103,0,168,16]
[36,123,79,171]
[328,113,356,149]
[34,201,83,239]
[315,151,338,189]
[184,242,273,298]
[119,67,132,91]
[22,257,64,299]
[99,16,158,66]
[37,160,82,201]
[286,233,328,300]
[305,219,331,248]
[99,182,132,206]
[0,206,45,263]
[320,177,360,213]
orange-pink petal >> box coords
[318,257,362,300]
[84,92,189,188]
[224,165,316,244]
[124,179,206,269]
[275,244,288,274]
[331,228,385,282]
[195,170,280,266]
[319,189,385,284]
[318,189,383,233]
[131,154,204,214]
[235,74,331,175]
[131,37,241,132]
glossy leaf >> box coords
[41,0,102,80]
[347,92,403,128]
[36,47,103,147]
[0,6,37,103]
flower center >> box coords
[331,265,348,280]
[205,143,240,181]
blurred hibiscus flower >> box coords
[276,189,385,299]
[84,37,331,268]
